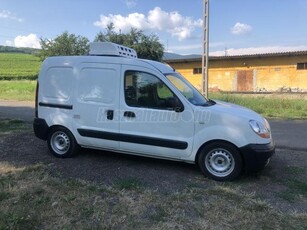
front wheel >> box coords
[47,127,79,158]
[198,142,242,181]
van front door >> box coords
[73,63,120,150]
[119,66,194,159]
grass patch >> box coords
[0,162,306,229]
[285,166,306,176]
[0,119,31,133]
[279,178,307,202]
[209,92,307,119]
[114,177,144,190]
[0,80,36,101]
[285,179,307,196]
[276,166,307,202]
[0,191,11,202]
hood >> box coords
[208,100,264,122]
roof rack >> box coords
[89,42,138,58]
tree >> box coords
[38,31,90,60]
[94,23,164,61]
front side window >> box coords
[124,71,183,110]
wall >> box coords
[169,61,203,89]
[166,55,307,92]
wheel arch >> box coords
[195,139,243,164]
[195,139,244,181]
[47,125,79,158]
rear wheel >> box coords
[47,127,79,158]
[198,142,242,181]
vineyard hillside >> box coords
[0,53,41,80]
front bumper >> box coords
[240,142,275,173]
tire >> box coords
[198,142,242,181]
[47,126,79,158]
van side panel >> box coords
[42,67,73,102]
[38,65,75,131]
[72,63,121,150]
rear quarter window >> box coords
[42,67,73,101]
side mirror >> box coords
[174,106,184,113]
[165,97,184,112]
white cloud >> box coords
[0,10,23,22]
[5,40,13,46]
[94,13,148,32]
[14,34,41,49]
[210,46,307,56]
[124,0,137,8]
[231,22,252,35]
[94,7,202,41]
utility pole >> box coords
[202,0,209,97]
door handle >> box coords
[106,110,114,120]
[124,111,135,118]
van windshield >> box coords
[165,73,214,106]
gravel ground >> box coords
[0,131,306,213]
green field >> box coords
[0,53,41,80]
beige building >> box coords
[164,51,307,92]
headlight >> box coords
[249,120,270,138]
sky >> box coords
[1,0,307,55]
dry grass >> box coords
[0,162,306,229]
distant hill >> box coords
[163,52,201,60]
[0,45,39,55]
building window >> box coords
[193,68,202,74]
[297,62,307,70]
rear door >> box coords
[73,62,121,150]
[119,65,194,159]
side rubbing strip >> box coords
[77,129,188,150]
[39,102,73,110]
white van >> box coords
[33,42,275,181]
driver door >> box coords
[119,65,194,159]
